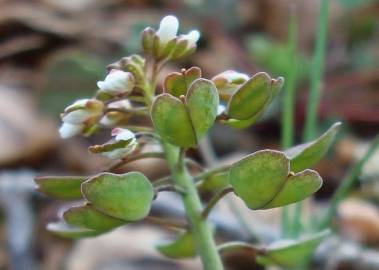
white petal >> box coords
[62,110,94,124]
[156,15,179,43]
[59,123,83,139]
[65,99,90,111]
[108,99,131,109]
[97,70,134,94]
[112,128,135,141]
[183,30,200,47]
[217,104,226,115]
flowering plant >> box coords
[36,15,340,270]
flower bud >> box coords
[156,15,179,44]
[180,30,200,48]
[88,128,137,159]
[59,122,84,139]
[61,99,104,125]
[97,70,135,96]
[99,100,132,127]
[212,70,249,99]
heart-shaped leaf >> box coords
[156,231,196,258]
[47,221,99,238]
[257,230,330,267]
[286,122,341,172]
[151,93,197,148]
[164,67,201,98]
[35,176,87,200]
[229,150,290,209]
[227,72,271,120]
[63,204,126,231]
[229,150,323,209]
[82,172,154,221]
[262,169,322,209]
[186,78,219,140]
[223,76,284,129]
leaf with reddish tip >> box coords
[164,67,201,98]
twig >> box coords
[194,164,231,182]
[202,187,234,219]
[106,152,165,172]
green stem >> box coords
[281,5,299,238]
[318,134,379,229]
[163,143,224,270]
[194,164,231,182]
[303,0,330,141]
[202,187,234,219]
[294,0,331,237]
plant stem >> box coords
[318,134,379,229]
[294,0,331,237]
[163,143,224,270]
[281,5,299,238]
[194,164,231,182]
[202,187,234,219]
[217,241,263,256]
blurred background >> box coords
[0,0,379,269]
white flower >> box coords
[61,99,104,125]
[97,70,135,95]
[156,15,179,44]
[180,30,200,48]
[99,128,137,159]
[59,122,84,139]
[99,100,132,127]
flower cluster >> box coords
[142,15,201,61]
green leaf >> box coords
[35,176,86,200]
[257,230,330,267]
[262,169,323,209]
[64,204,126,231]
[151,93,197,148]
[197,171,229,193]
[156,231,196,258]
[164,67,201,98]
[186,78,219,140]
[229,150,290,209]
[82,172,154,221]
[222,110,264,129]
[223,76,284,129]
[227,72,271,120]
[229,150,323,209]
[286,122,341,172]
[47,221,99,238]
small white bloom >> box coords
[97,70,135,95]
[180,30,200,48]
[59,122,84,139]
[99,100,132,127]
[156,15,179,44]
[62,99,103,124]
[217,104,226,115]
